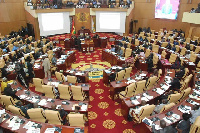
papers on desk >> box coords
[189,62,195,65]
[178,105,191,113]
[104,70,111,74]
[7,116,21,131]
[188,99,200,105]
[111,66,122,70]
[126,79,136,84]
[38,99,47,106]
[75,72,84,76]
[143,93,154,100]
[23,121,34,129]
[163,117,173,124]
[45,128,55,133]
[19,95,27,99]
[142,118,153,127]
[47,82,59,87]
[189,94,200,100]
[25,125,41,133]
[131,100,140,105]
[161,84,170,91]
[141,97,149,102]
[81,105,88,111]
[155,88,165,95]
[135,76,142,80]
[140,73,147,77]
[34,64,40,69]
[0,109,5,115]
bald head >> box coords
[160,120,166,128]
[141,100,146,106]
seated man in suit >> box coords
[154,99,168,114]
[109,68,120,82]
[190,105,200,124]
[129,100,149,116]
[152,120,176,133]
[111,45,115,52]
[51,104,67,118]
[15,101,33,119]
[175,66,185,79]
[4,84,19,100]
[176,113,191,133]
[196,3,200,13]
[170,77,180,92]
[66,106,88,122]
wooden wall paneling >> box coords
[75,8,91,33]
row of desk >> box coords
[0,107,88,133]
[7,49,76,80]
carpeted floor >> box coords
[30,46,146,133]
[72,48,138,133]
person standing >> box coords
[42,55,51,79]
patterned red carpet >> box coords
[30,46,146,133]
[73,48,139,133]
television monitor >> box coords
[155,0,180,20]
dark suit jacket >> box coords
[152,125,176,133]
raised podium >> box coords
[100,37,107,48]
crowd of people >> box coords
[27,0,132,9]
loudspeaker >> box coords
[134,20,138,23]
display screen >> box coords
[38,12,70,36]
[96,12,126,33]
[155,0,180,20]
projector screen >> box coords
[38,12,70,36]
[155,0,180,20]
[96,12,126,33]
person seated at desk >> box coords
[11,54,18,62]
[129,100,149,116]
[12,44,19,51]
[195,3,200,13]
[175,66,185,79]
[117,47,124,57]
[51,104,67,123]
[173,40,179,46]
[109,68,120,82]
[171,45,176,52]
[190,8,196,13]
[16,49,24,59]
[170,77,180,92]
[34,50,42,60]
[194,40,198,46]
[15,101,33,119]
[1,77,13,93]
[66,106,88,122]
[171,58,181,69]
[138,36,143,41]
[152,120,176,133]
[190,105,200,124]
[111,45,115,52]
[176,113,191,133]
[154,99,168,114]
[4,84,19,100]
[146,53,153,72]
[16,62,28,88]
[51,53,57,65]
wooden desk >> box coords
[13,82,89,113]
[0,107,88,133]
[100,38,107,48]
[135,56,148,71]
[43,78,90,92]
[102,50,125,66]
[64,70,89,83]
[121,70,175,120]
[81,41,94,53]
[110,71,148,100]
[158,59,172,76]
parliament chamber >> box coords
[1,0,200,133]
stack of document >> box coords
[34,64,40,69]
[140,73,147,77]
[19,95,27,99]
[81,105,88,111]
[131,100,140,105]
[155,88,165,95]
[47,82,59,87]
[161,84,170,91]
[189,62,195,65]
[75,72,84,76]
[178,105,191,113]
[38,99,47,106]
[45,128,55,133]
[143,93,154,100]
